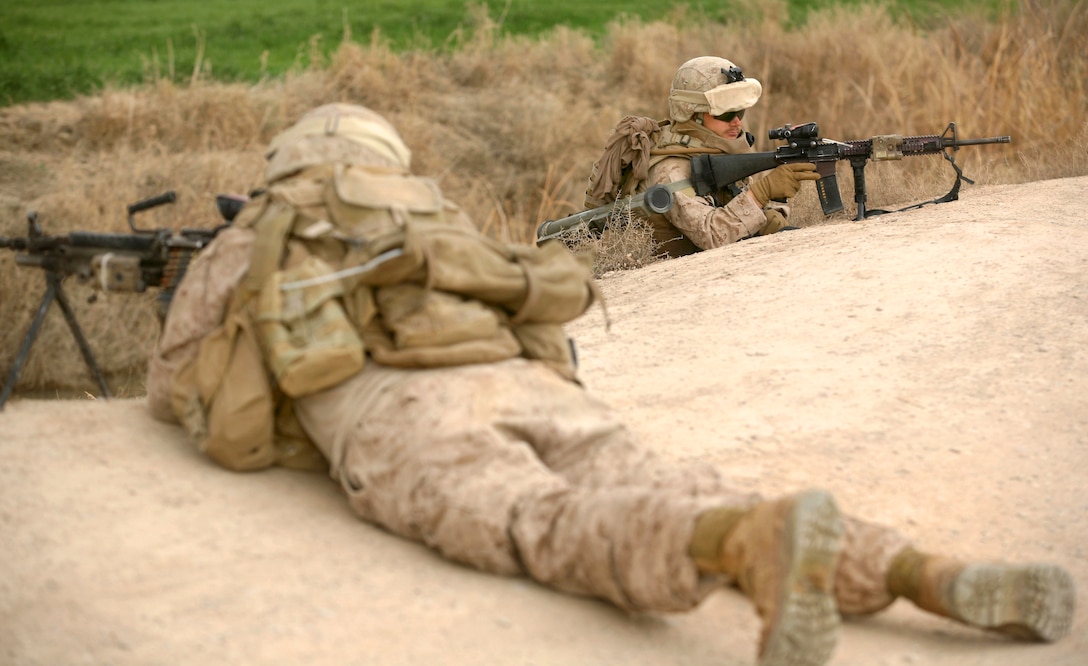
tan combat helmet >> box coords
[265,103,413,183]
[668,56,763,122]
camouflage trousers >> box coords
[295,358,909,614]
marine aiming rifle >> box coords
[536,121,1011,243]
[0,191,245,409]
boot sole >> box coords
[951,562,1076,642]
[759,489,845,666]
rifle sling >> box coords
[649,147,726,156]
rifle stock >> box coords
[691,152,778,195]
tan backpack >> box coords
[583,116,665,209]
[244,163,600,391]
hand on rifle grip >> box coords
[748,163,820,206]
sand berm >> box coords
[2,176,1086,666]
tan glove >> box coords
[758,208,789,236]
[748,163,820,206]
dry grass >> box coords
[1,0,1086,396]
[557,210,665,278]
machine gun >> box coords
[691,121,1011,220]
[0,191,245,409]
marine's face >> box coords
[702,110,745,140]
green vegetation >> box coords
[1,0,1004,106]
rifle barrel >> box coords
[69,231,158,252]
[952,136,1012,146]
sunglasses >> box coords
[714,109,746,123]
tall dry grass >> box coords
[1,0,1085,396]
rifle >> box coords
[535,121,1011,243]
[691,121,1011,220]
[0,191,244,409]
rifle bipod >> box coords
[0,271,111,410]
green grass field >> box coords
[1,0,1002,107]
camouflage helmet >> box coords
[265,103,412,183]
[668,56,763,122]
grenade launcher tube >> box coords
[536,181,684,244]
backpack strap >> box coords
[242,199,298,296]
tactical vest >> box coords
[583,118,754,210]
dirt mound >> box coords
[2,177,1086,665]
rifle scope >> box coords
[769,123,820,142]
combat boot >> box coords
[886,547,1076,642]
[690,489,845,666]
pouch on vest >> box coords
[507,242,597,324]
[364,283,521,367]
[254,254,365,397]
[168,312,327,473]
[363,326,521,368]
[377,283,504,348]
[392,220,600,325]
[511,323,578,381]
[192,310,278,472]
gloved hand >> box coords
[748,163,820,206]
[758,208,789,236]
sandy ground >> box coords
[2,176,1087,666]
